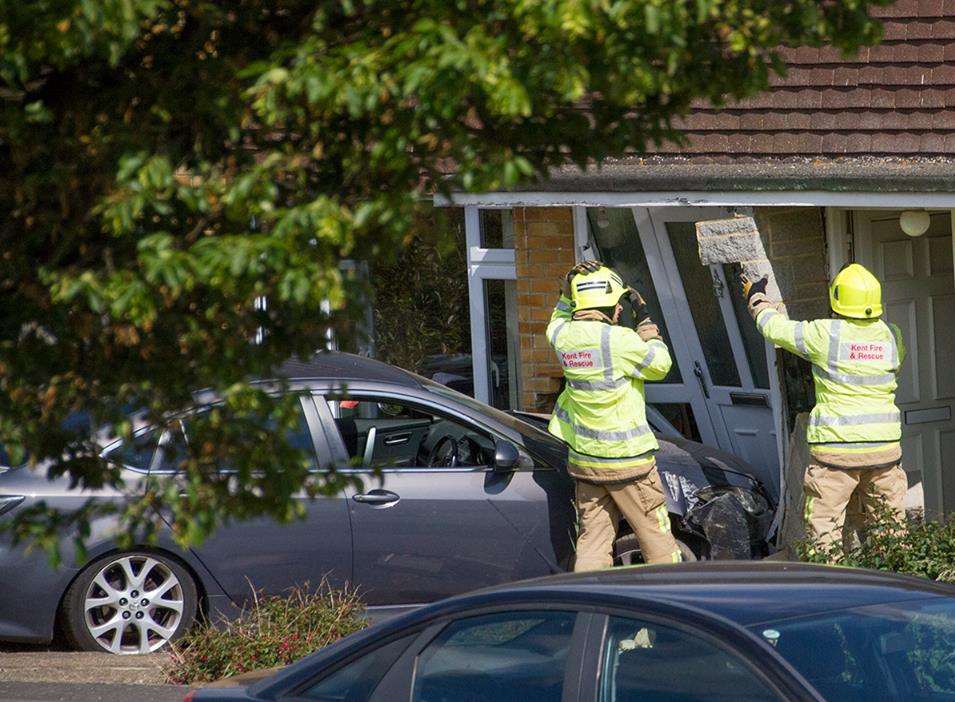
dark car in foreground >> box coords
[189,562,955,702]
[0,353,774,653]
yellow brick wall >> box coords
[513,207,577,412]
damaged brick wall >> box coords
[753,207,830,320]
[753,206,829,431]
[514,207,576,412]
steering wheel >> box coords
[427,435,459,468]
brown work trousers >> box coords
[573,467,681,571]
[803,461,907,553]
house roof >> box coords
[520,3,955,194]
[661,3,955,160]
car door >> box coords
[150,394,352,604]
[281,608,588,702]
[318,392,569,606]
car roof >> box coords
[460,561,955,627]
[253,560,953,699]
[274,352,424,387]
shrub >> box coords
[797,509,955,583]
[164,582,367,685]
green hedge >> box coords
[798,511,955,583]
[164,583,366,685]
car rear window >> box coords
[747,597,955,701]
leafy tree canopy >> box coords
[0,0,888,560]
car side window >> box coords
[326,398,495,469]
[297,633,418,701]
[411,610,577,702]
[600,616,781,702]
[104,429,161,471]
[154,421,188,473]
[153,400,317,473]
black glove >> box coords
[627,287,649,322]
[742,275,769,303]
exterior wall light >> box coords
[899,209,930,237]
[596,206,611,229]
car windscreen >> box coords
[417,375,568,464]
[748,597,955,701]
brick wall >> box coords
[513,207,576,412]
[753,206,830,320]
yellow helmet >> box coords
[571,265,626,311]
[829,263,883,319]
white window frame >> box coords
[465,206,517,404]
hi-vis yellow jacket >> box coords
[546,295,672,469]
[755,308,905,451]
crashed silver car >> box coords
[0,353,774,654]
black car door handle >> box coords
[352,489,400,506]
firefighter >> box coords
[743,263,907,553]
[547,260,682,570]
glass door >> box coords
[583,207,717,446]
[646,207,780,496]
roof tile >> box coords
[920,132,945,151]
[639,9,955,158]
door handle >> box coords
[382,433,410,446]
[693,361,710,399]
[352,489,400,506]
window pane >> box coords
[299,633,417,701]
[723,263,770,389]
[106,430,160,471]
[749,599,955,701]
[587,208,682,383]
[155,423,187,473]
[484,279,520,410]
[650,403,702,442]
[665,222,741,387]
[602,616,779,702]
[412,610,576,702]
[167,401,317,473]
[327,398,495,469]
[479,209,514,248]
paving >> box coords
[0,648,190,702]
[0,651,168,686]
[0,682,188,702]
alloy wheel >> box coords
[82,555,185,654]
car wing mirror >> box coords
[493,439,520,472]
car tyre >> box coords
[61,551,198,654]
[613,532,698,565]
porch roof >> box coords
[523,156,955,193]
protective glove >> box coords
[626,287,649,324]
[741,274,769,302]
[560,259,604,297]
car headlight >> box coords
[693,485,769,517]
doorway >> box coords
[853,210,955,516]
[581,206,780,498]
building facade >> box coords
[446,3,955,516]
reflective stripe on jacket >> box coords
[545,295,672,463]
[755,309,905,447]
